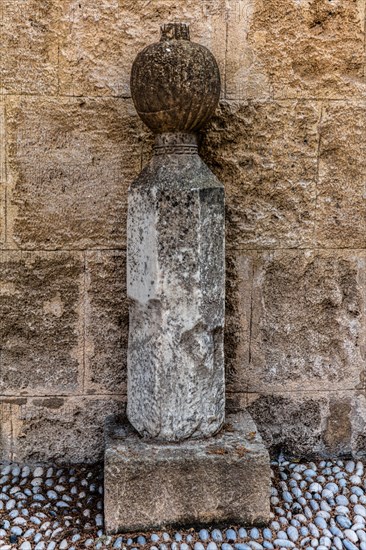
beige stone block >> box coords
[249,0,366,99]
[6,96,142,249]
[247,250,365,393]
[201,100,320,248]
[0,251,84,394]
[316,102,366,248]
[226,0,271,100]
[0,101,6,246]
[9,396,125,463]
[1,0,60,94]
[84,250,128,395]
[58,1,226,98]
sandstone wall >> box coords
[1,0,366,463]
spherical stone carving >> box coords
[130,23,221,134]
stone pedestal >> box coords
[104,411,271,534]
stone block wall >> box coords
[1,0,365,463]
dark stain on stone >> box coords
[32,397,65,409]
[248,394,322,458]
[324,400,352,455]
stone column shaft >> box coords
[127,134,225,441]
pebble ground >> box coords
[1,459,366,549]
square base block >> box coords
[104,411,271,534]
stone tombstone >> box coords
[104,23,271,534]
[127,22,225,442]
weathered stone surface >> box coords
[0,251,83,394]
[85,251,128,394]
[219,249,365,394]
[131,24,220,133]
[7,397,125,464]
[225,252,252,391]
[351,393,366,458]
[247,250,364,392]
[201,100,320,249]
[0,101,6,246]
[249,0,366,99]
[1,0,60,95]
[6,96,141,249]
[127,147,225,441]
[324,399,352,456]
[316,102,366,248]
[247,392,324,458]
[247,390,366,459]
[104,411,271,533]
[58,1,226,97]
[225,0,271,100]
[2,0,366,466]
[0,402,13,461]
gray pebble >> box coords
[309,483,322,494]
[336,515,352,529]
[273,540,295,548]
[199,529,209,541]
[287,526,298,542]
[226,529,237,541]
[355,504,366,517]
[344,530,358,543]
[309,524,320,538]
[212,529,223,542]
[336,495,349,506]
[350,475,362,486]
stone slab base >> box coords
[104,411,271,534]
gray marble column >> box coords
[126,23,225,441]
